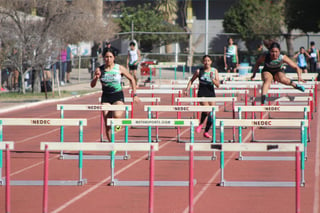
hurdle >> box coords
[185,143,303,212]
[144,105,219,146]
[175,97,238,115]
[149,62,186,81]
[124,97,160,119]
[57,104,132,160]
[0,142,14,213]
[129,89,182,105]
[0,118,87,186]
[107,118,198,186]
[214,119,307,183]
[234,105,311,143]
[40,142,158,213]
[175,97,238,142]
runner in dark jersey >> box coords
[91,49,139,141]
[185,55,220,139]
[251,42,305,105]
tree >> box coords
[223,0,283,52]
[286,0,320,33]
[155,0,178,53]
[0,0,118,94]
[116,3,186,53]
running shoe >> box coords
[203,132,212,139]
[296,84,305,92]
[115,125,122,131]
[196,124,203,133]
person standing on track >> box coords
[293,46,310,73]
[91,49,139,142]
[224,37,239,73]
[184,55,220,139]
[251,42,305,105]
[127,41,141,86]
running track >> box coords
[0,87,319,213]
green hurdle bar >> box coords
[185,142,304,187]
[57,104,132,160]
[107,118,198,186]
[215,119,307,185]
[0,118,87,186]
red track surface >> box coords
[0,87,319,213]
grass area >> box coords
[0,90,93,102]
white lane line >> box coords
[51,128,189,213]
[313,103,320,213]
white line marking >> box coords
[313,103,320,213]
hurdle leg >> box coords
[43,145,49,213]
[149,145,155,213]
[5,144,11,213]
[296,146,301,213]
[211,109,216,160]
[219,122,225,186]
[109,123,116,185]
[189,144,194,213]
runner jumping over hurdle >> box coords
[91,48,140,141]
[184,55,220,139]
[251,41,306,105]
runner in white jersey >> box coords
[91,49,140,141]
[127,41,141,86]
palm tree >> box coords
[155,0,178,54]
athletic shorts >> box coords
[66,61,72,73]
[197,86,216,98]
[298,66,307,70]
[129,64,138,71]
[226,57,237,70]
[262,69,284,78]
[101,91,124,104]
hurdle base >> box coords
[238,156,295,161]
[251,139,301,143]
[6,179,87,186]
[59,154,130,160]
[154,156,216,161]
[110,179,197,186]
[219,181,296,187]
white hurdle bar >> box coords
[40,142,158,213]
[0,118,87,186]
[107,118,198,186]
[215,119,307,185]
[0,142,14,213]
[144,105,219,161]
[129,89,182,105]
[234,105,311,143]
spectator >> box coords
[90,42,101,79]
[224,37,239,73]
[66,44,72,83]
[126,41,141,86]
[308,41,320,73]
[58,46,67,85]
[293,47,310,73]
[103,41,119,57]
